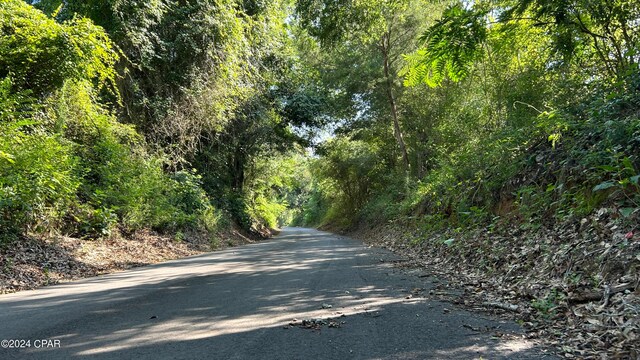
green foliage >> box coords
[0,124,79,238]
[500,0,640,78]
[0,0,118,98]
[292,189,329,227]
[0,77,36,122]
[295,0,640,237]
[3,0,640,247]
[531,289,564,319]
[52,82,220,234]
[403,3,487,87]
[41,0,263,134]
[243,152,314,230]
[0,2,232,241]
[295,0,400,46]
[293,137,393,228]
[0,72,227,240]
[1,77,78,239]
[70,205,118,238]
[405,0,640,87]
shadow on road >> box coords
[0,228,554,359]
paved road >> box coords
[0,227,555,359]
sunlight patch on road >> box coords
[433,340,536,358]
[73,288,422,356]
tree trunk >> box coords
[231,149,245,192]
[381,31,409,172]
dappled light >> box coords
[0,228,549,359]
[2,0,639,357]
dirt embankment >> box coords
[0,227,261,294]
[348,208,639,359]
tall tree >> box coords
[295,0,439,172]
[404,0,640,87]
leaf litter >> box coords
[0,228,255,294]
[351,206,640,359]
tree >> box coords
[296,0,439,172]
[404,0,640,87]
[29,0,245,131]
[1,0,118,98]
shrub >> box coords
[0,0,117,98]
[0,78,79,241]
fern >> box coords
[403,3,487,87]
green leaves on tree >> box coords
[0,1,118,98]
[402,3,487,87]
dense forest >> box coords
[1,0,319,239]
[1,0,639,356]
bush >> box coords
[0,127,79,239]
[0,0,117,98]
[0,78,79,241]
[1,75,225,240]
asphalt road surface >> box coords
[0,227,556,359]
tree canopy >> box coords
[1,0,639,266]
[2,1,639,355]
